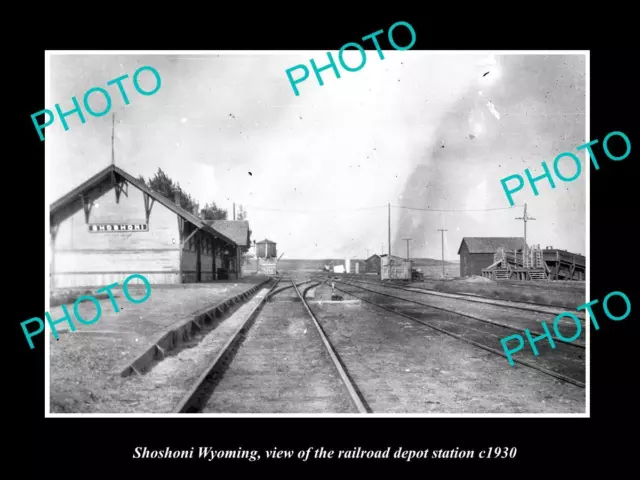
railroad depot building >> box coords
[49,164,245,288]
[457,237,525,277]
[203,220,251,275]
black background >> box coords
[12,12,635,474]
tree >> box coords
[200,202,227,220]
[144,168,199,214]
[137,169,254,263]
[235,205,253,263]
[236,205,246,220]
[146,168,174,199]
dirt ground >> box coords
[309,284,585,413]
[416,264,460,278]
[49,277,266,413]
[106,289,270,413]
[333,281,585,385]
[49,274,586,414]
[337,271,585,309]
[342,280,587,337]
[420,277,585,309]
[202,286,355,414]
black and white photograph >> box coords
[45,50,587,416]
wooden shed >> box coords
[49,164,242,288]
[365,254,381,275]
[457,237,525,277]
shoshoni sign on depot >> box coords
[285,21,417,96]
[31,65,162,141]
[21,274,152,349]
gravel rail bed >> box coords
[339,280,587,345]
[334,283,585,386]
[201,287,355,413]
[307,285,585,413]
[49,279,267,413]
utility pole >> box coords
[388,202,391,257]
[380,243,384,255]
[402,237,412,259]
[515,202,535,265]
[233,202,236,220]
[254,240,258,273]
[111,113,115,166]
[437,229,448,277]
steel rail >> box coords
[330,281,585,389]
[292,281,369,413]
[269,279,315,296]
[326,277,585,350]
[173,276,283,413]
[336,273,585,318]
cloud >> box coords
[47,53,585,259]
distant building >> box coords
[345,258,353,273]
[365,254,381,274]
[381,254,405,263]
[255,239,277,259]
[457,237,525,277]
[345,258,366,274]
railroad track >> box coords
[330,273,585,317]
[321,278,585,389]
[173,277,368,414]
[491,278,585,291]
[320,276,588,346]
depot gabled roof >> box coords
[49,164,237,247]
[203,220,250,247]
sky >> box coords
[46,52,586,260]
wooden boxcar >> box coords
[381,255,412,280]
